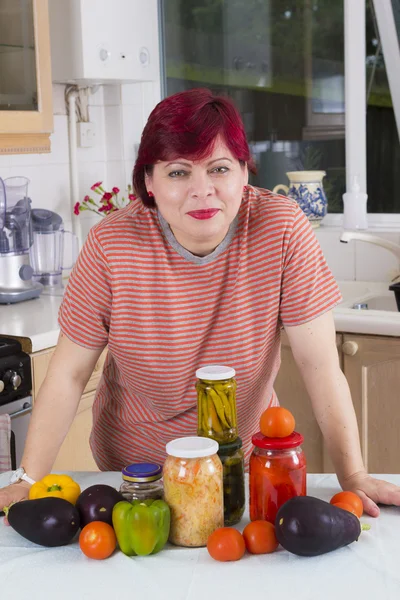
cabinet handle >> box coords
[342,341,359,356]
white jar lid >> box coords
[166,436,219,458]
[195,365,236,381]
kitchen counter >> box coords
[0,293,63,352]
[0,471,399,600]
[0,281,400,354]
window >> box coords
[161,0,400,216]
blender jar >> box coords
[30,209,79,292]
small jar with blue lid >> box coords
[119,462,164,502]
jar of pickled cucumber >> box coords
[217,437,245,526]
[195,365,238,444]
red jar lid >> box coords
[252,431,304,449]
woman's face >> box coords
[145,137,248,256]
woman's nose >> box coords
[189,172,214,198]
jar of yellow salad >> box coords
[163,436,224,547]
[196,365,238,443]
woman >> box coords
[1,88,400,516]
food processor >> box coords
[0,177,43,304]
[29,209,79,295]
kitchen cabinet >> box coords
[275,331,400,474]
[0,0,53,154]
[342,334,400,474]
[30,347,107,471]
[274,331,341,473]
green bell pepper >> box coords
[112,499,170,556]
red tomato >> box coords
[79,521,117,560]
[207,527,246,562]
[332,501,359,517]
[330,491,363,518]
[242,520,279,554]
[260,407,295,438]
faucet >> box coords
[340,231,400,263]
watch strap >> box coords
[21,473,36,485]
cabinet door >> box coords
[52,390,99,471]
[31,347,107,400]
[274,330,342,473]
[0,0,53,153]
[342,334,400,474]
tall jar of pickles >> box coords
[163,437,224,547]
[195,365,238,443]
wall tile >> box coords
[103,85,121,106]
[354,232,400,282]
[315,229,356,281]
[78,161,107,202]
[88,86,104,106]
[104,106,123,161]
[121,83,143,106]
[106,161,127,192]
[121,105,144,161]
[142,82,159,122]
[6,164,71,223]
[52,84,67,115]
[0,155,12,170]
[76,105,106,163]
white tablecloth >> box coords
[1,471,400,600]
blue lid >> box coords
[122,462,162,483]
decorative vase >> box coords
[273,170,328,228]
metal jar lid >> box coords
[121,462,163,483]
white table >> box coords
[1,471,400,600]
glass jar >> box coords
[217,437,245,526]
[163,436,224,547]
[119,462,164,502]
[195,365,238,443]
[249,431,307,524]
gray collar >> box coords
[157,210,239,265]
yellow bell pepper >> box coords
[29,474,81,505]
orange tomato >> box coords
[79,521,117,560]
[332,501,359,517]
[242,520,279,554]
[260,407,295,438]
[207,527,246,562]
[330,491,363,518]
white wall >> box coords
[0,80,161,242]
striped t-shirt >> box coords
[58,185,342,470]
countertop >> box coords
[0,281,400,353]
[0,471,399,600]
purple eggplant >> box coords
[75,484,124,527]
[7,497,80,547]
[275,495,369,557]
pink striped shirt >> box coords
[58,186,342,469]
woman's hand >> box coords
[0,482,30,511]
[341,471,400,517]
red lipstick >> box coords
[187,209,220,220]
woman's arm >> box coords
[0,333,104,509]
[284,310,400,516]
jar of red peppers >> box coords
[249,431,307,524]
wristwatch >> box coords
[9,467,36,486]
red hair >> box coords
[133,88,256,207]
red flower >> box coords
[128,194,137,201]
[102,192,113,201]
[74,202,80,215]
[84,195,90,202]
[98,205,107,212]
[112,187,120,194]
[91,181,102,190]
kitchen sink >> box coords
[351,294,398,312]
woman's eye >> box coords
[168,170,187,178]
[212,166,229,174]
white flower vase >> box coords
[273,170,328,228]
